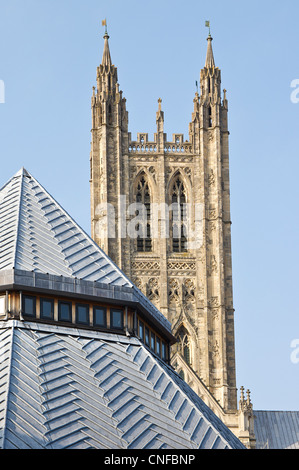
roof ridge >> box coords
[11,170,25,271]
[26,170,133,286]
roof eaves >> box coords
[0,269,175,342]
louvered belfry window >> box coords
[171,177,187,253]
[136,175,152,252]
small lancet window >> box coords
[108,103,113,125]
[170,177,187,253]
[135,175,152,252]
[208,106,212,127]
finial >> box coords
[102,18,109,38]
[205,23,215,68]
[101,19,112,67]
[158,97,162,111]
[205,20,211,38]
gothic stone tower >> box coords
[90,30,237,414]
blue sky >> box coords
[0,0,298,411]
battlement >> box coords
[128,132,192,154]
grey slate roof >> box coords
[0,320,245,449]
[0,168,131,285]
[0,168,172,336]
[254,410,299,449]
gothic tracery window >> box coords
[136,174,152,252]
[170,176,187,253]
[177,326,191,366]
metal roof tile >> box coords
[0,320,245,449]
[254,410,299,449]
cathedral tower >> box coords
[90,29,237,413]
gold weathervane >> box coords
[205,20,211,35]
[102,18,108,34]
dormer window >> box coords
[59,301,72,323]
[4,290,172,365]
[93,306,107,328]
[40,298,54,320]
[76,303,89,325]
[23,295,36,317]
[137,317,169,362]
[110,309,123,330]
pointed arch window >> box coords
[178,370,185,380]
[136,174,152,252]
[170,176,187,253]
[177,326,191,366]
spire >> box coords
[205,34,215,68]
[200,22,221,107]
[101,20,112,68]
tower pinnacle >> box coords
[101,20,112,67]
[205,33,215,68]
